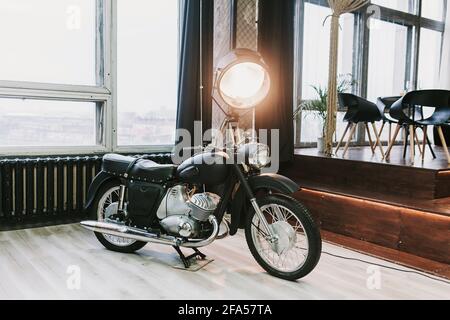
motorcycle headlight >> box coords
[248,143,271,168]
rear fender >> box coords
[84,171,118,211]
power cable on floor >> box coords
[322,250,450,285]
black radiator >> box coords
[0,153,172,230]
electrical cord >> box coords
[249,220,448,285]
[322,250,450,285]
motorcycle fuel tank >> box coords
[176,151,229,185]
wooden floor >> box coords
[0,224,448,300]
[296,145,450,171]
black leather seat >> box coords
[102,154,176,183]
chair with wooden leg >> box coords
[385,90,450,163]
[335,93,383,158]
[376,96,401,145]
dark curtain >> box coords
[257,0,296,163]
[176,0,214,146]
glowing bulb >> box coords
[219,62,269,109]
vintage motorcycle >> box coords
[81,48,321,281]
[81,119,321,281]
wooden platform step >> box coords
[294,188,450,266]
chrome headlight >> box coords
[248,143,271,168]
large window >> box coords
[301,3,354,100]
[0,0,181,155]
[371,0,412,13]
[117,0,179,146]
[367,20,408,102]
[418,28,443,89]
[297,1,355,144]
[0,0,96,85]
[295,0,448,147]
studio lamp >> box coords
[213,48,271,111]
[211,49,271,151]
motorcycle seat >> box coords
[102,153,175,183]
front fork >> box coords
[232,165,278,243]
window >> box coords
[295,0,448,147]
[0,0,181,155]
[421,0,445,21]
[367,20,409,102]
[371,0,412,13]
[418,28,443,89]
[0,99,97,147]
[117,0,179,146]
[0,0,96,85]
[298,2,354,144]
[301,3,354,100]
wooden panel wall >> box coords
[295,189,450,265]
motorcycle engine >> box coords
[157,186,220,238]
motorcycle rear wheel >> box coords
[245,194,321,281]
[90,180,147,253]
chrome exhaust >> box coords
[80,215,219,248]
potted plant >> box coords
[294,74,355,153]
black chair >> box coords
[335,93,384,157]
[385,90,450,163]
[376,96,401,144]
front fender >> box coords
[84,171,118,211]
[248,173,299,194]
[229,173,299,235]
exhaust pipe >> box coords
[80,215,219,248]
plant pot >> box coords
[317,137,325,153]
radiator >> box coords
[0,153,172,229]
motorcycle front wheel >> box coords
[245,194,321,281]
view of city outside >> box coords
[0,99,96,147]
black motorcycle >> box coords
[81,116,321,281]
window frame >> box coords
[294,0,448,147]
[0,0,176,156]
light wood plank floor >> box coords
[0,224,448,300]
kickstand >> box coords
[172,246,207,268]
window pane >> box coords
[421,0,445,21]
[367,20,408,102]
[0,99,96,147]
[117,0,179,146]
[301,3,354,100]
[418,28,443,89]
[0,0,96,85]
[371,0,412,13]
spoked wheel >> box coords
[245,194,321,281]
[90,181,147,253]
